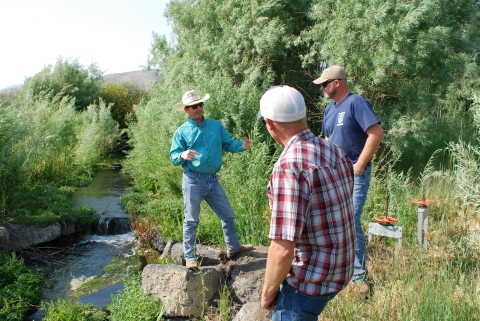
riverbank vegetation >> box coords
[0,253,44,320]
[121,0,480,320]
[1,0,479,320]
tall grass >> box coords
[0,94,121,224]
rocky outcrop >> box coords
[142,264,225,318]
[142,244,271,320]
[170,242,222,266]
[1,222,63,250]
[233,302,271,321]
[0,226,9,254]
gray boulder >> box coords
[230,245,268,304]
[232,302,272,321]
[170,242,222,266]
[61,222,76,236]
[0,226,9,253]
[142,264,226,318]
[2,223,62,250]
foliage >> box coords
[19,57,104,111]
[107,273,164,321]
[7,184,97,229]
[0,253,44,321]
[130,216,159,247]
[149,0,317,136]
[423,93,480,214]
[216,283,231,321]
[74,100,122,167]
[302,0,480,174]
[100,81,147,129]
[0,93,120,225]
[42,299,107,321]
[320,247,480,320]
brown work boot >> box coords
[227,244,254,259]
[185,260,199,271]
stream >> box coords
[35,165,137,303]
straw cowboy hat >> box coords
[174,90,210,111]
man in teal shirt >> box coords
[170,89,253,270]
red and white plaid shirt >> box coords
[267,129,355,295]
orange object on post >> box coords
[374,216,398,224]
[412,199,435,206]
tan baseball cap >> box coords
[313,65,348,85]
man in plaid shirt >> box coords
[258,85,355,320]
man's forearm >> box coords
[261,239,295,309]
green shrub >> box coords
[42,299,107,321]
[0,92,120,225]
[107,273,164,321]
[100,82,147,129]
[19,57,103,111]
[0,253,44,321]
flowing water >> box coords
[38,165,138,302]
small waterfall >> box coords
[96,217,131,235]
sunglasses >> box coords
[320,79,335,89]
[187,102,204,110]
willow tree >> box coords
[302,0,480,173]
[127,0,480,185]
[126,0,317,191]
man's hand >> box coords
[261,295,276,310]
[242,137,251,149]
[353,162,365,175]
[180,149,199,161]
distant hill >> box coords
[0,69,163,96]
[103,69,162,89]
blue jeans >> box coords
[182,172,241,261]
[273,281,337,321]
[352,165,371,283]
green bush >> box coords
[19,57,103,111]
[0,92,120,225]
[0,253,44,321]
[42,299,107,321]
[107,274,163,321]
[100,82,147,129]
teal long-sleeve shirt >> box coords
[170,117,245,174]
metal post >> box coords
[417,205,429,250]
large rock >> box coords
[160,240,175,259]
[142,264,226,318]
[170,242,222,266]
[230,246,268,304]
[0,226,9,253]
[61,222,76,236]
[2,223,62,250]
[232,302,271,321]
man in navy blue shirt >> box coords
[314,66,384,298]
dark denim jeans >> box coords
[272,281,337,321]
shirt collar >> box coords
[284,129,314,151]
[187,117,205,126]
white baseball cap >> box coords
[257,85,306,122]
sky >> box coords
[0,0,172,90]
